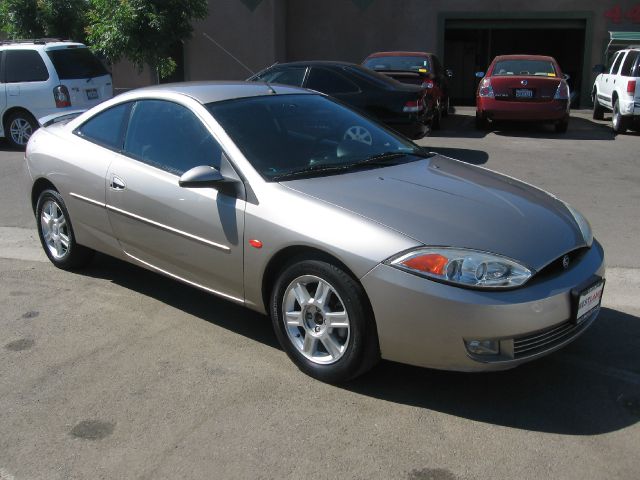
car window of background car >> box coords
[75,103,131,150]
[363,56,430,72]
[46,48,109,80]
[207,94,419,181]
[609,52,625,75]
[5,50,49,83]
[493,60,556,76]
[620,51,639,77]
[306,68,360,94]
[257,67,306,86]
[123,100,223,175]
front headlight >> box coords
[565,203,593,247]
[387,247,533,289]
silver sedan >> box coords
[24,82,605,382]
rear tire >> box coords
[441,96,450,117]
[475,112,489,130]
[612,99,628,134]
[5,110,38,150]
[270,259,379,383]
[35,189,94,270]
[592,93,605,120]
[431,103,442,130]
[555,118,569,133]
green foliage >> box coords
[87,0,208,79]
[0,0,88,42]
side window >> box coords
[307,68,360,94]
[621,51,640,77]
[75,103,131,150]
[5,50,49,83]
[609,52,624,75]
[123,100,222,175]
[258,67,306,86]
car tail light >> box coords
[478,78,494,98]
[627,80,637,94]
[53,85,71,108]
[421,80,434,89]
[403,99,424,113]
[554,82,570,100]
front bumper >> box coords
[477,98,569,122]
[361,240,605,371]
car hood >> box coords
[281,155,586,271]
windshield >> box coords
[207,94,427,181]
[493,60,557,77]
[363,56,430,73]
[46,48,109,80]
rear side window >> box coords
[46,48,109,80]
[620,51,640,77]
[256,67,306,86]
[307,67,360,94]
[4,50,49,83]
[123,100,223,175]
[75,103,131,150]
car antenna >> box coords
[202,32,276,94]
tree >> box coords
[0,0,88,42]
[87,0,208,80]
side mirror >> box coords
[563,73,571,81]
[592,64,605,74]
[445,69,453,78]
[475,71,485,78]
[179,165,231,188]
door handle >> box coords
[110,175,126,190]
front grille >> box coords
[513,311,596,359]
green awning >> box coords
[605,31,640,62]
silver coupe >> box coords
[24,82,605,382]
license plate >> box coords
[574,279,605,324]
[86,89,98,100]
[515,89,533,98]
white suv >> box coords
[0,39,113,148]
[592,47,640,133]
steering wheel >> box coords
[343,125,373,146]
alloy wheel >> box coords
[10,117,34,146]
[40,200,70,260]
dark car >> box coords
[362,51,452,129]
[475,55,570,133]
[249,61,432,139]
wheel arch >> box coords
[3,106,37,130]
[31,177,58,214]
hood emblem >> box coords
[562,255,570,269]
[521,80,528,86]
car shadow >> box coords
[81,254,639,435]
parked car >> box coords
[249,61,432,139]
[25,82,605,383]
[362,51,452,129]
[592,47,640,133]
[475,55,571,133]
[0,39,113,149]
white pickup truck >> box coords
[592,47,640,133]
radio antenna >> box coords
[202,32,255,76]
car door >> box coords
[600,51,624,108]
[305,66,363,109]
[0,52,6,134]
[3,49,53,117]
[106,99,246,302]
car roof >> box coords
[275,60,358,68]
[0,40,85,50]
[493,54,558,63]
[128,81,313,104]
[365,51,433,58]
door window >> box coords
[123,100,223,175]
[307,68,360,94]
[621,51,640,77]
[5,50,49,82]
[75,103,131,150]
[609,52,624,75]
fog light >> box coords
[465,339,500,356]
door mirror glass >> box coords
[592,64,605,74]
[179,165,227,188]
[475,71,485,78]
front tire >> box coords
[270,259,379,383]
[612,99,629,134]
[5,111,38,149]
[592,93,605,120]
[35,189,94,270]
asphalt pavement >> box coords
[0,108,638,480]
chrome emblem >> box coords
[562,255,570,269]
[521,80,528,86]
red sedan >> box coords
[475,55,570,133]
